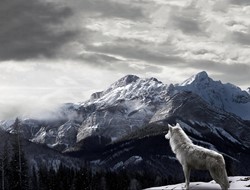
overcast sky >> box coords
[1,0,250,119]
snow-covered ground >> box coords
[145,176,250,190]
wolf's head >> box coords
[165,123,181,139]
[165,125,172,139]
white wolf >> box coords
[165,123,229,190]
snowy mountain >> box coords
[0,71,250,152]
[0,74,170,151]
[145,176,250,190]
[176,71,250,120]
[76,75,168,143]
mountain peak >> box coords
[112,74,140,88]
[247,87,250,94]
[195,71,209,80]
[180,71,210,86]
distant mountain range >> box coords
[1,71,250,182]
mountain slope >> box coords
[0,129,83,171]
[150,91,250,148]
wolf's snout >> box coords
[165,133,170,139]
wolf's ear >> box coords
[168,124,173,132]
[175,123,180,127]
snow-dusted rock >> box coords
[247,87,250,95]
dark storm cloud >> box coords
[0,0,77,60]
[192,49,211,55]
[171,15,203,35]
[168,5,205,36]
[78,49,163,74]
[231,31,250,45]
[87,43,185,66]
[229,0,250,6]
[71,0,145,20]
[79,52,123,65]
[188,59,250,86]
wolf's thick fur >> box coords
[165,123,229,190]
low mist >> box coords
[0,61,117,121]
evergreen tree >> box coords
[91,171,106,190]
[0,140,11,190]
[38,164,49,190]
[9,118,29,190]
[31,166,39,190]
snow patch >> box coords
[145,176,250,190]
